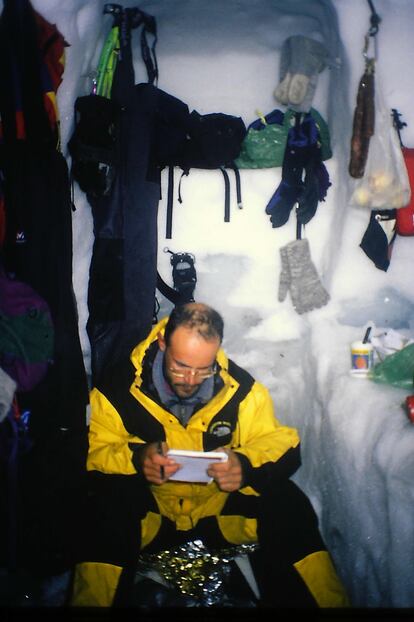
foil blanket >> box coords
[136,539,258,606]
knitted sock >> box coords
[278,245,291,302]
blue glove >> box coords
[296,160,331,225]
[266,112,319,228]
[266,179,303,227]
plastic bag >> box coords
[350,87,411,209]
[369,343,414,390]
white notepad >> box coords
[167,449,228,483]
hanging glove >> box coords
[265,165,304,227]
[278,238,330,314]
[266,113,328,228]
[278,245,291,302]
[296,160,331,225]
[274,35,329,113]
[296,164,319,225]
[265,114,309,227]
[314,160,331,201]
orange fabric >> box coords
[396,147,414,235]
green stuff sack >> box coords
[240,123,288,168]
[235,107,332,169]
[235,109,288,169]
[369,343,414,390]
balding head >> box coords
[163,302,224,346]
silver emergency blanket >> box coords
[136,539,258,606]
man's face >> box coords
[158,327,220,399]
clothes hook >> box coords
[367,0,381,36]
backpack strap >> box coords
[166,164,238,232]
[166,166,174,239]
[229,163,242,209]
[220,166,231,222]
[139,15,158,85]
[103,3,158,87]
[165,168,188,239]
[222,165,244,222]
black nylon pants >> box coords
[76,472,325,608]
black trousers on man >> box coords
[73,471,332,608]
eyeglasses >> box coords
[168,364,217,380]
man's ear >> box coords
[157,332,166,352]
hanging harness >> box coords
[156,248,197,307]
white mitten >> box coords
[274,35,329,113]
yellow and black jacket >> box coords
[72,318,350,608]
[87,317,301,545]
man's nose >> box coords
[184,371,200,386]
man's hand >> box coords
[140,442,180,485]
[207,448,243,492]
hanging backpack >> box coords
[181,110,246,171]
[68,95,120,198]
[156,108,246,237]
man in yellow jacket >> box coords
[71,302,349,608]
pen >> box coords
[158,441,165,479]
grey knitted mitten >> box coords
[278,238,330,314]
[278,245,291,302]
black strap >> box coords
[166,166,174,239]
[167,165,234,231]
[296,208,302,240]
[156,271,182,306]
[140,21,158,85]
[165,168,188,240]
[232,164,242,209]
[104,4,158,84]
[177,169,188,204]
[221,167,231,222]
[156,271,180,305]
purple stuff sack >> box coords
[0,268,54,392]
